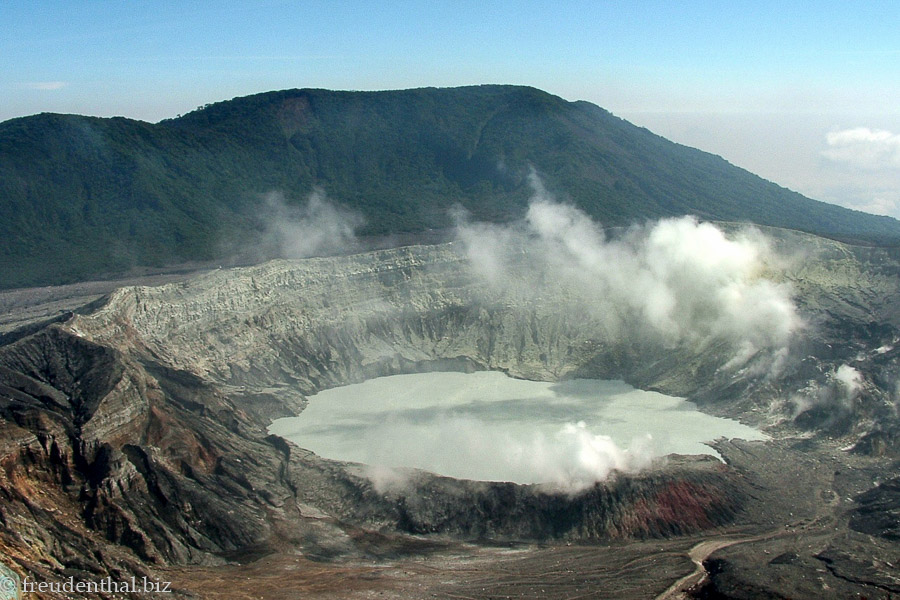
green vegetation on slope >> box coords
[2,85,898,288]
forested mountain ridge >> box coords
[2,84,897,288]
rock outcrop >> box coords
[2,232,900,596]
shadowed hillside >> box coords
[2,85,899,288]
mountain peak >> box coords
[2,85,898,288]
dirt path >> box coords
[656,488,842,599]
[655,536,751,600]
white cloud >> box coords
[822,127,900,170]
[262,189,364,259]
[834,364,863,405]
[20,81,68,91]
[857,196,900,217]
[792,363,865,419]
[454,178,801,371]
[358,416,654,492]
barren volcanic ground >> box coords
[3,227,900,599]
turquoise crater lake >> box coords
[268,371,766,486]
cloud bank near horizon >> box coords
[823,127,900,171]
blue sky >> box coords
[2,1,899,216]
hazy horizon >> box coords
[3,1,897,217]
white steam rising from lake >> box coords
[269,372,766,491]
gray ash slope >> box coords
[1,229,900,598]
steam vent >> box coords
[3,86,900,598]
[4,221,900,598]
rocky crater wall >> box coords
[2,233,900,589]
